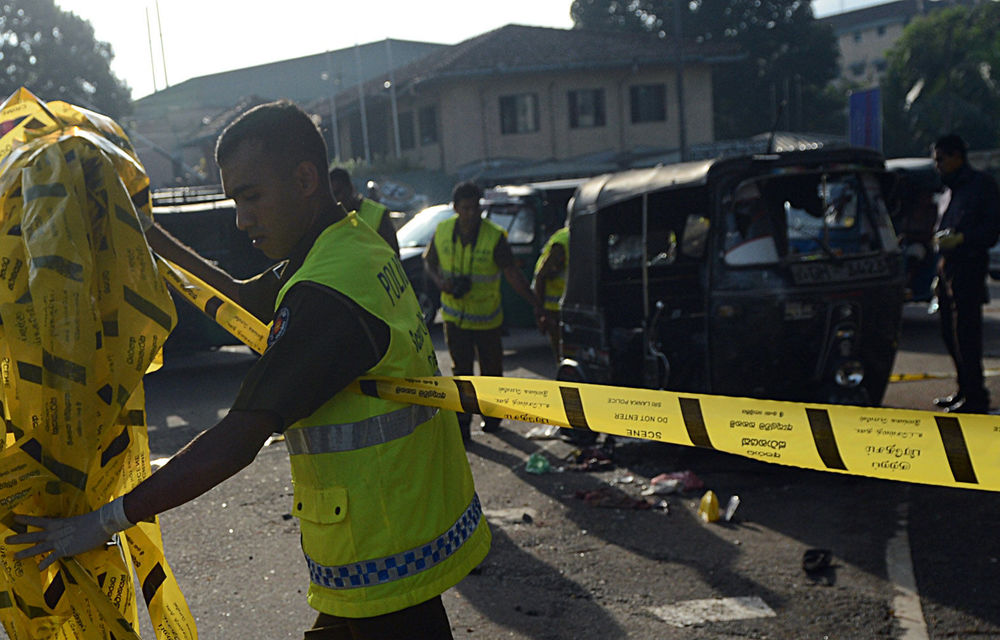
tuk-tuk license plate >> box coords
[790,257,890,285]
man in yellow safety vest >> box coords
[8,100,490,640]
[532,225,569,357]
[329,166,399,256]
[422,181,542,441]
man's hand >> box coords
[935,229,965,251]
[6,496,132,571]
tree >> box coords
[882,3,1000,157]
[570,0,844,139]
[0,1,131,119]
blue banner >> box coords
[849,87,882,151]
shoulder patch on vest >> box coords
[269,306,290,347]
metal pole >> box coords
[673,0,688,161]
[155,0,169,87]
[145,7,158,93]
[325,51,342,162]
[386,39,402,158]
[354,44,371,164]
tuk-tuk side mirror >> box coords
[681,215,710,259]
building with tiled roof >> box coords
[310,24,742,176]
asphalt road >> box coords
[126,299,1000,640]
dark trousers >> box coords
[938,257,990,407]
[444,322,503,428]
[304,595,453,640]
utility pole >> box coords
[145,7,158,93]
[155,1,169,87]
[386,39,402,159]
[673,0,688,161]
[354,44,371,164]
[325,51,342,163]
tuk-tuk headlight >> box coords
[834,361,864,388]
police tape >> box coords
[350,375,1000,492]
[0,88,197,640]
[889,368,1000,382]
[156,224,1000,494]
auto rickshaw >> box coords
[557,147,905,407]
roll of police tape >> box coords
[0,88,196,640]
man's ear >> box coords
[293,160,321,197]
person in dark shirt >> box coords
[8,100,488,640]
[932,133,1000,413]
[329,167,399,256]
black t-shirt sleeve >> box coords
[231,282,390,431]
[237,263,285,323]
[493,234,514,269]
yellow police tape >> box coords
[889,368,1000,382]
[0,89,197,640]
[158,242,1000,495]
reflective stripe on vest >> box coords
[439,269,501,284]
[306,493,482,590]
[284,405,439,455]
[440,302,501,325]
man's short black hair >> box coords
[452,181,482,204]
[216,100,329,175]
[934,133,968,159]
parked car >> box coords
[397,204,457,326]
[152,186,275,351]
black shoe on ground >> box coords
[945,399,989,414]
[481,417,502,433]
[934,392,964,408]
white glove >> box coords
[6,496,133,571]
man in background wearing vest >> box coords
[532,225,569,358]
[330,166,400,256]
[423,181,542,441]
[8,101,490,640]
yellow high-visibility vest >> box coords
[533,226,568,311]
[433,215,505,329]
[357,198,388,231]
[276,213,490,618]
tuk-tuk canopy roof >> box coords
[570,147,887,217]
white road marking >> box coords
[649,596,775,627]
[165,415,189,428]
[886,501,930,640]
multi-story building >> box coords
[821,0,975,87]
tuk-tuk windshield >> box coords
[722,171,896,266]
[487,203,535,244]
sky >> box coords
[53,0,886,100]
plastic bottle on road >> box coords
[525,452,551,474]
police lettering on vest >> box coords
[275,212,490,618]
